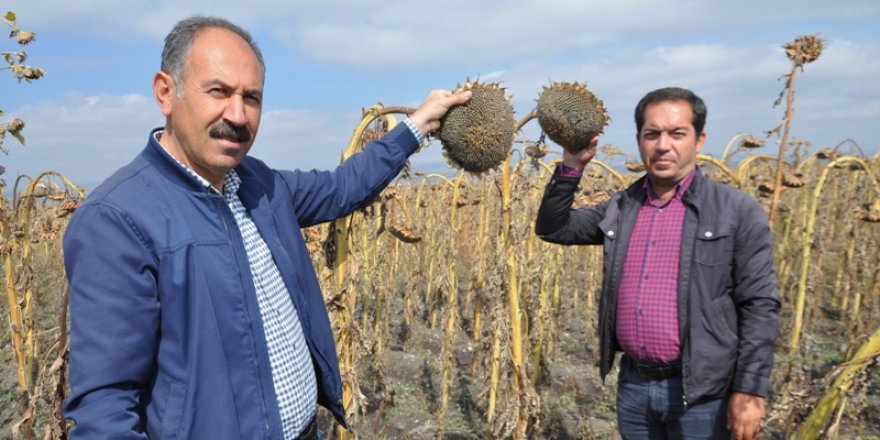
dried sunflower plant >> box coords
[1,11,82,440]
[1,11,46,154]
[767,34,824,228]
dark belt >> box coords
[296,417,318,440]
[624,355,682,380]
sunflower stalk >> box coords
[334,104,411,439]
[788,157,879,360]
[793,326,880,439]
[436,172,464,438]
[769,35,824,228]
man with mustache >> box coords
[62,16,470,439]
[535,87,779,440]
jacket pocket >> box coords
[161,380,186,439]
[692,295,738,390]
[692,221,736,302]
[694,222,733,267]
[706,293,738,340]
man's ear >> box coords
[696,131,707,154]
[153,71,176,117]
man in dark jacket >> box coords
[62,16,470,439]
[535,87,779,440]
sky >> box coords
[2,0,879,191]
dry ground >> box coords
[1,264,879,439]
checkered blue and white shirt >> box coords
[223,170,318,438]
[156,133,316,439]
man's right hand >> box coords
[560,136,600,171]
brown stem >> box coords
[768,65,800,228]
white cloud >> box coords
[8,0,880,68]
[2,93,161,189]
[251,108,353,172]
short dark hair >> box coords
[161,16,265,95]
[634,87,707,135]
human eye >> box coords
[642,130,659,140]
[672,131,687,139]
[207,87,228,98]
[203,81,232,98]
[245,92,262,105]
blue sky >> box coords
[3,0,879,191]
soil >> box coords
[2,265,878,439]
[309,289,880,439]
[317,302,622,439]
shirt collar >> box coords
[223,170,241,199]
[153,129,238,196]
[643,167,696,205]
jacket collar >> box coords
[681,167,706,206]
[623,167,706,206]
[143,127,250,195]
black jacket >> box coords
[535,167,780,404]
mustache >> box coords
[209,120,251,143]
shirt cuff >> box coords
[402,117,425,143]
[558,164,583,178]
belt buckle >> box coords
[629,356,680,380]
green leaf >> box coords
[5,11,16,22]
[11,130,24,146]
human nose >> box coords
[656,132,672,152]
[223,95,247,126]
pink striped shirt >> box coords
[616,171,695,365]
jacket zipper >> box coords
[213,193,274,438]
[680,198,698,411]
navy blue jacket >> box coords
[536,168,780,404]
[63,124,418,439]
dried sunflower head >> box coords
[7,118,25,134]
[784,35,824,66]
[16,30,36,45]
[624,161,646,172]
[756,179,775,197]
[537,81,609,153]
[388,223,422,243]
[438,80,515,173]
[782,171,808,188]
[741,136,765,149]
[601,145,622,156]
[854,200,880,223]
[815,148,840,160]
[524,143,551,159]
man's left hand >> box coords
[728,392,766,440]
[408,89,472,138]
